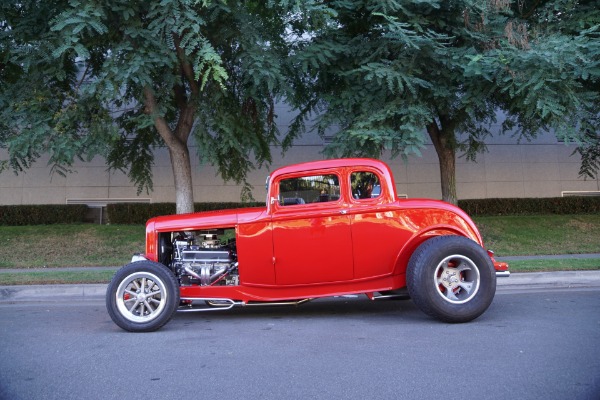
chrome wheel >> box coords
[115,271,168,323]
[434,254,480,304]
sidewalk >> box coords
[1,270,599,303]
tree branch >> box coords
[426,120,443,154]
[173,33,200,96]
[521,0,543,19]
[143,86,179,147]
[74,63,90,95]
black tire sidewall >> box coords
[407,236,496,323]
[106,261,180,332]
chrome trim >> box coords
[178,298,241,312]
[131,253,148,263]
[496,271,510,278]
[372,289,410,300]
[245,298,312,307]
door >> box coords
[271,172,353,285]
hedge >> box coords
[106,202,264,224]
[0,197,598,225]
[108,197,600,223]
[458,197,600,216]
[0,205,88,225]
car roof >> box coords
[270,158,389,177]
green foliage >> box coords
[290,0,600,203]
[574,131,600,179]
[0,205,88,225]
[291,1,444,159]
[0,1,304,204]
[2,0,599,208]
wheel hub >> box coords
[115,272,167,323]
[434,255,481,304]
[441,270,460,289]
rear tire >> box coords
[106,261,180,332]
[406,236,496,323]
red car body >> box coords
[107,158,509,331]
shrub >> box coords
[458,197,600,216]
[106,202,264,224]
[0,205,88,225]
[1,197,597,225]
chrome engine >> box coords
[170,231,238,286]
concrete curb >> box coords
[496,270,600,290]
[1,271,600,303]
[0,284,107,302]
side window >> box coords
[279,174,340,206]
[351,172,381,200]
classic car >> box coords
[106,158,509,332]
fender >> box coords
[391,225,477,276]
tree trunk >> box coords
[144,86,196,214]
[427,120,458,205]
[168,140,195,214]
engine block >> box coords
[170,232,238,286]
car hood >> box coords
[147,207,268,232]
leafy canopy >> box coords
[292,0,600,178]
[2,0,599,204]
[1,0,311,198]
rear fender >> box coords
[392,226,477,276]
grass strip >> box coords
[474,214,600,256]
[506,258,600,273]
[0,269,117,286]
[1,259,599,285]
[0,224,144,268]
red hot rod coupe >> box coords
[106,158,509,332]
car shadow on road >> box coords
[170,296,430,326]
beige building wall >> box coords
[1,138,598,206]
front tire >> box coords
[406,236,496,323]
[106,261,180,332]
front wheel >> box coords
[106,261,180,332]
[406,236,496,323]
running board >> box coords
[178,297,312,312]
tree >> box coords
[293,0,600,204]
[545,0,600,180]
[0,0,301,214]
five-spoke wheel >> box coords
[434,254,480,304]
[407,236,495,323]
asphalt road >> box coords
[0,288,599,400]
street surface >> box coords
[0,288,599,400]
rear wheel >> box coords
[406,236,496,323]
[106,261,179,332]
